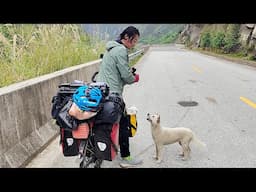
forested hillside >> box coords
[178,24,256,61]
[82,24,185,44]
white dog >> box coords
[146,113,206,163]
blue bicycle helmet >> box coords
[72,85,103,112]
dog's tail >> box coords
[191,133,206,149]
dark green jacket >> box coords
[96,41,136,95]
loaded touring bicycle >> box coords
[51,72,125,168]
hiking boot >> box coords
[119,156,143,168]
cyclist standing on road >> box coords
[96,26,142,168]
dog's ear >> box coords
[157,115,160,123]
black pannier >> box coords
[60,128,80,156]
[92,124,113,161]
[94,93,125,125]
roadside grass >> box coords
[0,24,105,88]
[192,48,256,68]
[130,53,144,67]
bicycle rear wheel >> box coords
[79,137,103,168]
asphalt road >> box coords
[26,45,256,168]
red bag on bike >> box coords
[72,123,90,139]
[110,123,119,160]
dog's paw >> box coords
[178,153,184,157]
[156,159,162,163]
[153,155,158,160]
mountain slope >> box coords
[82,24,185,44]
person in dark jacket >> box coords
[97,26,142,168]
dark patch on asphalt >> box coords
[178,101,198,107]
[189,80,197,83]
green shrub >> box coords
[200,32,211,48]
[211,32,225,49]
[223,24,241,53]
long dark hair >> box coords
[119,26,140,41]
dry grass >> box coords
[0,24,105,87]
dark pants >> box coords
[119,111,130,158]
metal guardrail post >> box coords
[128,49,144,60]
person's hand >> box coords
[134,73,139,82]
